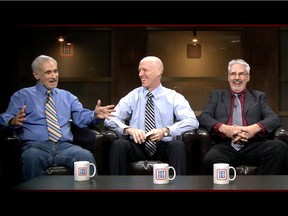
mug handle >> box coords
[89,163,97,177]
[229,166,236,181]
[168,166,176,180]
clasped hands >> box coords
[219,124,261,144]
[124,127,164,144]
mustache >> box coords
[232,79,242,83]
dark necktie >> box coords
[45,91,62,142]
[231,93,244,151]
[145,92,156,156]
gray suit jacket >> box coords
[198,89,281,142]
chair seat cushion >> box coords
[128,160,162,175]
[235,165,258,175]
[46,166,72,175]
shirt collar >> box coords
[143,84,163,99]
[36,83,58,96]
[230,89,246,97]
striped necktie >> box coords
[45,91,62,142]
[231,93,244,151]
[145,92,156,156]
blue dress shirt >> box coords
[1,83,101,142]
[104,84,199,141]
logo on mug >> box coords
[156,168,166,180]
[217,169,227,180]
[78,167,87,176]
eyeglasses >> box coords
[229,72,248,78]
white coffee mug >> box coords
[74,161,96,181]
[213,163,236,184]
[153,163,176,184]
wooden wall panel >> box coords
[243,27,279,112]
[111,27,147,105]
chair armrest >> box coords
[182,130,197,174]
[91,128,119,175]
[273,127,288,145]
[0,126,22,186]
[101,129,118,142]
[182,130,196,146]
[71,124,101,149]
[196,127,212,174]
[197,127,212,156]
[1,126,21,156]
[71,124,113,175]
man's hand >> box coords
[236,124,262,140]
[124,127,146,144]
[124,128,165,144]
[219,124,242,139]
[94,99,116,119]
[219,124,248,143]
[9,105,26,126]
[219,124,261,144]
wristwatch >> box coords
[163,127,169,137]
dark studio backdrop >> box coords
[1,1,288,126]
[0,1,287,109]
[1,0,288,109]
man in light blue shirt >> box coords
[104,56,199,175]
[1,55,115,182]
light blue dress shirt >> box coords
[0,83,101,142]
[104,84,199,141]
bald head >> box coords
[138,56,164,92]
[140,56,164,75]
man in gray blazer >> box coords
[198,59,288,174]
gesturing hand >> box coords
[9,105,26,126]
[94,99,116,119]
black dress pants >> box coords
[204,139,288,175]
[109,138,187,175]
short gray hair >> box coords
[31,55,57,73]
[228,59,250,74]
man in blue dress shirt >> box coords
[0,55,115,182]
[104,56,199,175]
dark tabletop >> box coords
[12,175,288,192]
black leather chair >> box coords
[196,127,288,175]
[0,122,111,189]
[104,130,198,175]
